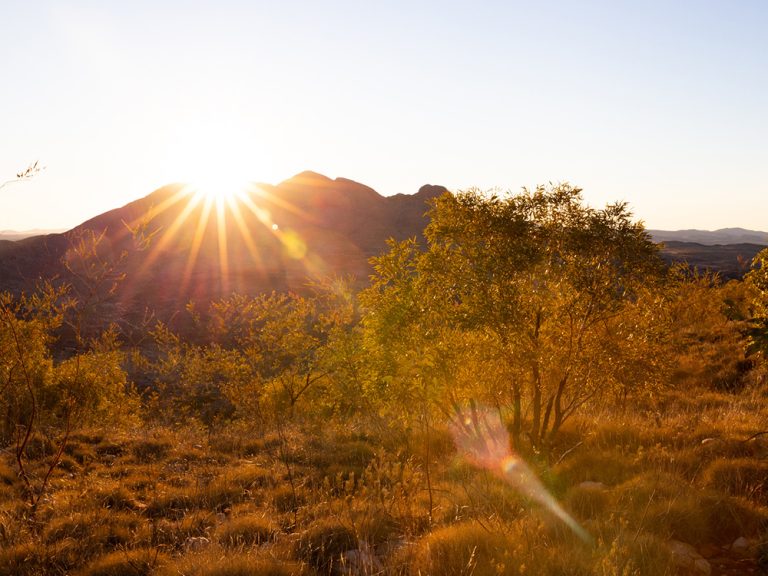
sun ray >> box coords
[134,187,204,281]
[227,194,267,274]
[179,194,215,296]
[216,195,229,294]
[247,184,316,222]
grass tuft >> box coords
[217,514,279,547]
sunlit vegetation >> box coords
[2,185,768,574]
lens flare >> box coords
[450,405,592,544]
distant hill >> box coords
[649,228,768,246]
[0,228,66,241]
[0,172,445,330]
[648,228,767,279]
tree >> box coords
[745,248,768,356]
[363,185,667,450]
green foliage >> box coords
[746,247,768,356]
[666,268,753,390]
[362,185,667,448]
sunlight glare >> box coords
[188,173,248,206]
[451,404,592,544]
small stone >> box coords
[184,536,211,551]
[732,536,750,553]
[339,542,383,575]
[669,540,711,575]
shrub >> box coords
[564,484,610,520]
[154,511,217,549]
[270,484,306,513]
[554,450,636,486]
[406,521,518,576]
[0,459,16,486]
[702,458,768,503]
[76,549,167,576]
[597,534,674,576]
[218,515,278,547]
[130,438,172,462]
[158,553,307,576]
[293,518,357,572]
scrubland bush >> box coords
[217,514,279,547]
[293,517,357,572]
[702,458,768,503]
[158,552,308,576]
[76,549,167,576]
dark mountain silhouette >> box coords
[0,172,446,329]
[2,173,764,333]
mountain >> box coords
[0,228,67,241]
[0,172,445,329]
[2,174,765,333]
[649,228,768,246]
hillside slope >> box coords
[0,172,445,326]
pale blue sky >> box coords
[2,1,766,231]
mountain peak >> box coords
[279,171,333,187]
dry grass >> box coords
[217,514,279,547]
[75,548,167,576]
[1,386,768,575]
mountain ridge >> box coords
[0,173,446,330]
[649,227,768,246]
[1,174,765,332]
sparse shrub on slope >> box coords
[217,515,279,547]
[76,549,167,576]
[702,458,768,503]
[158,552,308,576]
[293,517,357,573]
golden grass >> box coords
[2,385,768,575]
[75,548,167,576]
[217,514,279,547]
[158,550,308,576]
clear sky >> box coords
[2,0,767,231]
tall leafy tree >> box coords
[364,185,666,449]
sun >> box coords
[187,173,250,206]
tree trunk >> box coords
[511,382,522,450]
[550,373,569,440]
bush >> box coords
[293,518,357,572]
[76,549,167,576]
[564,484,610,520]
[555,450,636,486]
[158,553,307,576]
[218,515,278,547]
[130,438,172,462]
[702,458,768,503]
[406,521,517,576]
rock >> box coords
[577,481,606,490]
[339,542,383,575]
[731,536,750,554]
[669,540,711,575]
[184,536,211,551]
